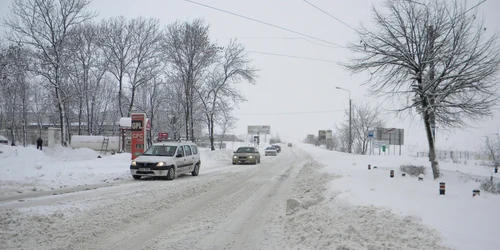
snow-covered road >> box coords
[0,146,451,250]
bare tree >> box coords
[68,21,106,135]
[163,19,218,142]
[482,134,500,168]
[126,18,163,117]
[344,0,500,178]
[337,103,384,155]
[197,40,256,150]
[164,76,186,140]
[217,109,237,150]
[99,16,134,117]
[4,0,95,146]
[30,80,51,138]
[135,76,167,146]
[0,42,32,146]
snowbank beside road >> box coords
[0,145,237,197]
[297,143,500,250]
[0,145,131,197]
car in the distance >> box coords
[233,146,260,165]
[0,135,8,145]
[130,141,201,180]
[265,146,278,156]
[273,144,281,153]
[288,143,293,147]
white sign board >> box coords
[373,140,389,148]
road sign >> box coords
[326,130,333,140]
[368,130,374,138]
[376,127,404,145]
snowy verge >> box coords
[0,145,235,197]
[296,143,500,250]
[283,154,451,250]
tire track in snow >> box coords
[140,147,307,250]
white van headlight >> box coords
[157,162,165,167]
[233,155,237,159]
[249,156,253,159]
[131,161,137,166]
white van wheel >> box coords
[166,167,175,181]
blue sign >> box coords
[368,130,374,138]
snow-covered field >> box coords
[0,142,498,249]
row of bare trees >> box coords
[0,0,256,150]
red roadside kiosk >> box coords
[119,113,151,160]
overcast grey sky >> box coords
[1,0,499,151]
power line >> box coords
[185,0,346,48]
[302,0,358,32]
[463,0,487,15]
[215,36,344,48]
[235,109,345,115]
[247,50,337,63]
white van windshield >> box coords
[142,145,177,156]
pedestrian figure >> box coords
[37,137,43,150]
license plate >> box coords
[139,168,151,171]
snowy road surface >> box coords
[0,147,451,250]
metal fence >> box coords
[416,150,487,160]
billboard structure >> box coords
[318,130,326,141]
[248,125,270,145]
[247,125,271,134]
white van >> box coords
[130,141,201,180]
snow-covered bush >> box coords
[480,179,500,194]
[400,164,426,177]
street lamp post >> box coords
[336,87,352,153]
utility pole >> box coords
[349,98,352,153]
[336,87,352,153]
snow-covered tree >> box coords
[344,0,500,178]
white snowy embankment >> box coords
[0,144,238,197]
[296,143,500,250]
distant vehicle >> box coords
[130,141,201,181]
[265,146,278,156]
[288,143,292,147]
[233,146,260,165]
[272,144,281,153]
[0,135,8,145]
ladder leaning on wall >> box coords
[100,137,109,155]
